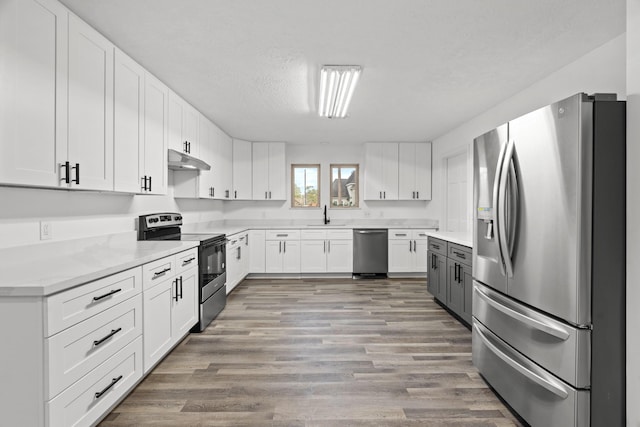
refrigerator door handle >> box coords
[475,285,570,341]
[492,140,509,276]
[474,323,569,399]
[498,139,516,277]
[506,150,519,258]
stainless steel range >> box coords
[138,213,226,332]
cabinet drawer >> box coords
[326,229,352,240]
[46,267,142,337]
[143,255,176,290]
[47,336,143,427]
[448,243,472,266]
[265,230,300,240]
[389,229,411,240]
[427,237,447,256]
[46,294,142,399]
[412,230,433,240]
[300,229,326,240]
[175,248,198,276]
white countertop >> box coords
[0,233,199,297]
[183,219,440,237]
[425,231,473,248]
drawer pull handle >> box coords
[182,257,196,266]
[95,375,123,399]
[418,233,427,237]
[93,327,122,347]
[276,234,288,237]
[153,267,171,278]
[396,233,407,237]
[433,244,440,249]
[93,288,122,301]
[453,251,466,258]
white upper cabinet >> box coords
[168,91,198,157]
[252,142,285,200]
[232,139,252,200]
[67,14,114,191]
[141,72,169,194]
[113,49,144,193]
[364,143,399,200]
[398,142,432,200]
[210,121,233,199]
[0,0,68,187]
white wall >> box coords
[627,0,640,424]
[224,143,435,222]
[0,172,224,249]
[428,34,626,231]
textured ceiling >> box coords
[59,0,625,144]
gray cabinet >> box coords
[427,237,472,326]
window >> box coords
[330,164,359,208]
[291,164,320,208]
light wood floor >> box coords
[100,278,523,426]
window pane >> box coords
[292,164,320,208]
[330,164,358,208]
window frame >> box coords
[291,163,321,208]
[329,163,359,208]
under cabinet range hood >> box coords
[167,149,211,171]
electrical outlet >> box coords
[40,221,52,240]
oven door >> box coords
[199,238,227,302]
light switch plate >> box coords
[40,221,52,240]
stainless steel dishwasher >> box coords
[353,229,388,278]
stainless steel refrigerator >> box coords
[472,93,625,426]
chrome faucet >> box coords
[324,205,330,224]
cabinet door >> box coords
[143,73,168,195]
[414,239,429,272]
[226,241,240,288]
[0,0,67,187]
[427,251,438,296]
[249,230,266,273]
[300,240,327,272]
[381,143,399,199]
[168,91,185,153]
[326,239,353,273]
[113,49,144,193]
[172,268,197,342]
[447,259,464,318]
[414,142,432,200]
[364,143,383,199]
[232,139,253,199]
[252,143,269,200]
[388,239,411,272]
[265,240,283,273]
[67,15,114,191]
[435,253,447,301]
[282,240,300,273]
[182,103,199,157]
[240,234,250,277]
[220,133,233,199]
[460,263,473,324]
[196,115,213,198]
[398,143,416,200]
[267,142,286,200]
[143,278,173,372]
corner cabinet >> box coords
[252,142,286,200]
[427,237,472,326]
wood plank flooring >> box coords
[100,278,523,427]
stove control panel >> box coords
[140,213,183,229]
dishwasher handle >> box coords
[354,229,387,234]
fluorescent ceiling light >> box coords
[319,65,361,118]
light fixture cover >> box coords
[319,65,361,118]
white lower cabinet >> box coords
[226,231,249,294]
[388,229,433,273]
[249,230,266,273]
[265,230,300,273]
[142,249,198,373]
[300,229,353,273]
